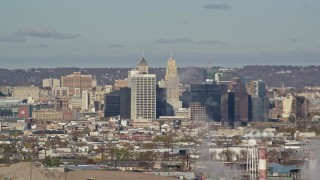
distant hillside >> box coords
[238,65,320,89]
[0,67,204,87]
[0,66,319,89]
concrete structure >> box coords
[282,94,294,118]
[174,108,190,118]
[61,72,93,95]
[114,79,129,91]
[32,109,64,121]
[69,96,82,110]
[42,78,60,88]
[51,87,69,97]
[12,86,40,101]
[81,89,93,111]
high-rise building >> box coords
[81,89,93,111]
[190,81,228,121]
[156,86,174,118]
[294,96,308,121]
[61,72,94,95]
[120,87,131,119]
[129,57,156,122]
[227,92,235,128]
[229,78,249,122]
[104,91,120,117]
[165,53,181,109]
[251,96,269,122]
[247,80,269,122]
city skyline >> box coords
[1,0,319,69]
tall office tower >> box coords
[120,87,131,119]
[251,96,269,122]
[247,80,269,122]
[61,72,93,95]
[104,91,120,117]
[156,86,174,118]
[221,91,238,128]
[190,80,228,122]
[43,78,60,88]
[129,57,156,122]
[229,78,249,122]
[165,53,181,109]
[227,92,235,128]
[293,96,308,122]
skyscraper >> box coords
[120,87,131,119]
[228,78,249,122]
[104,91,120,118]
[247,80,269,122]
[129,56,156,122]
[190,81,228,122]
[165,52,181,109]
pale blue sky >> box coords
[0,0,319,68]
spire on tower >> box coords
[170,47,173,58]
[142,46,145,58]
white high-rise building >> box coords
[129,56,156,122]
[165,52,182,109]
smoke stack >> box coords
[309,149,317,171]
[258,147,267,180]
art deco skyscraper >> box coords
[165,50,181,109]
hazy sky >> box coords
[0,0,319,69]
